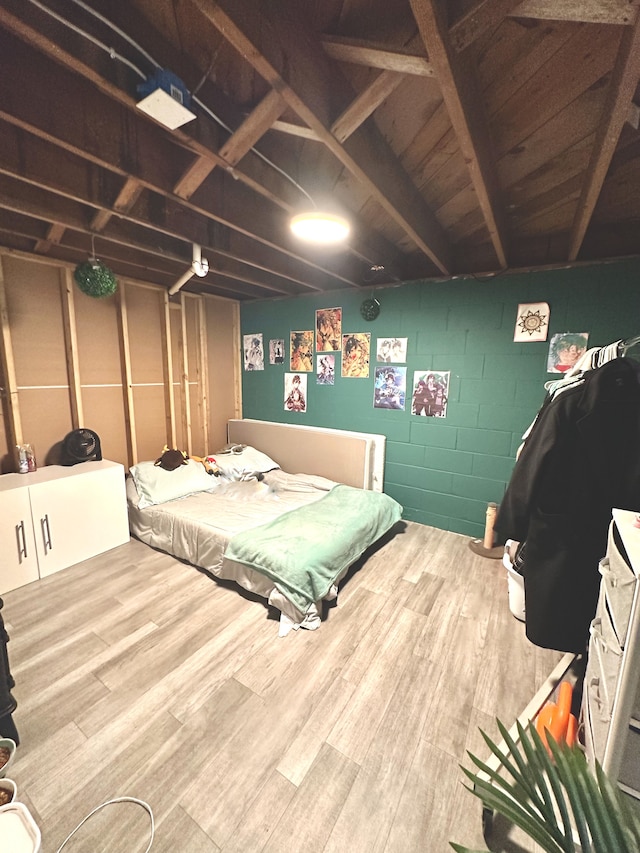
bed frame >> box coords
[226,419,386,491]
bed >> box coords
[127,436,402,635]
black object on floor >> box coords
[0,598,19,746]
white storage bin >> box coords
[504,540,525,622]
[0,802,41,852]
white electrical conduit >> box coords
[168,243,209,295]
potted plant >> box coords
[451,719,640,852]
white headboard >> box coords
[227,419,385,491]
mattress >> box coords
[127,469,344,632]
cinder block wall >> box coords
[240,258,640,537]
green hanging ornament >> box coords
[73,259,118,298]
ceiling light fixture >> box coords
[290,211,350,244]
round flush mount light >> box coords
[290,211,350,244]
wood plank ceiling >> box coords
[1,0,639,301]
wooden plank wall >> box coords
[0,249,241,473]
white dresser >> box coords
[0,460,130,595]
[583,508,640,808]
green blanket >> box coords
[224,485,402,614]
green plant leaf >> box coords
[517,722,574,851]
[461,753,542,823]
[452,717,640,853]
[458,778,565,851]
[546,736,592,851]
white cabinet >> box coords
[0,487,39,593]
[582,508,640,808]
[0,460,130,594]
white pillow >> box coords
[129,459,217,509]
[213,445,280,479]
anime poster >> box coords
[411,370,450,417]
[269,339,285,365]
[514,302,549,342]
[376,336,407,363]
[547,332,589,373]
[284,372,307,412]
[243,333,264,371]
[373,366,406,410]
[315,307,342,352]
[341,332,370,378]
[290,330,314,372]
[316,354,335,385]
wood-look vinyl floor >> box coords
[2,522,562,853]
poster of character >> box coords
[376,337,407,363]
[412,370,450,417]
[341,332,370,378]
[290,330,314,372]
[373,366,406,410]
[547,332,589,373]
[316,354,335,385]
[243,333,264,371]
[269,339,285,365]
[315,307,342,352]
[284,373,307,412]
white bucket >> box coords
[503,542,526,622]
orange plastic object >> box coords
[535,681,575,754]
[536,702,556,749]
[549,681,572,742]
[566,713,578,748]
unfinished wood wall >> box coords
[0,249,241,473]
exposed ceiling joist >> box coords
[568,14,640,259]
[174,89,287,200]
[321,35,434,76]
[192,0,452,274]
[411,0,509,268]
[1,0,640,300]
[513,0,639,26]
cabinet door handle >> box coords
[15,520,27,562]
[41,514,52,554]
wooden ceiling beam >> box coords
[0,178,311,298]
[0,19,407,285]
[321,35,434,76]
[512,0,639,26]
[449,0,637,54]
[33,222,66,254]
[193,0,451,273]
[91,177,144,232]
[0,49,368,290]
[0,1,294,211]
[0,150,350,293]
[30,220,299,298]
[411,0,509,268]
[568,15,640,260]
[270,121,321,141]
[331,71,405,143]
[174,89,287,200]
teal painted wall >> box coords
[240,258,640,537]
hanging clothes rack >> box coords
[619,333,640,356]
